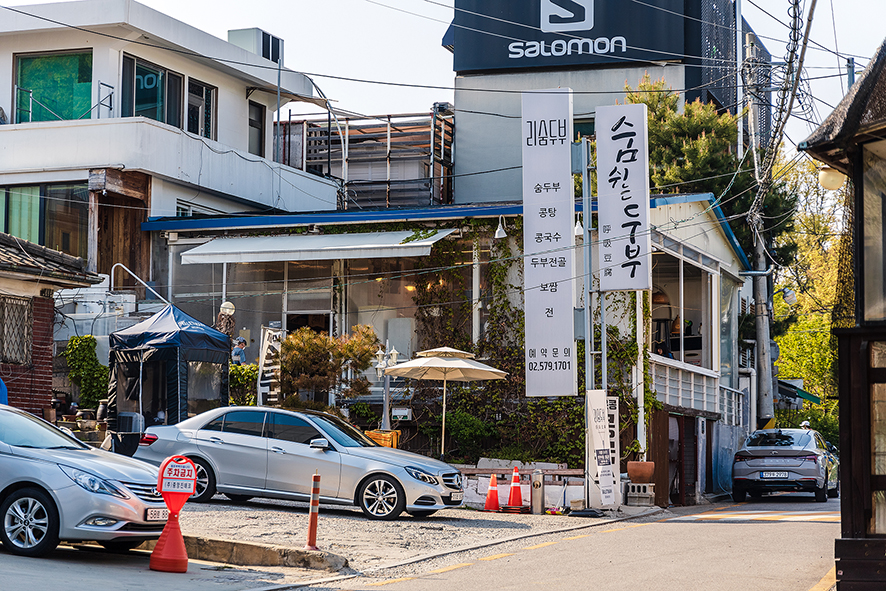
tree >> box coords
[279,325,379,404]
[772,156,843,433]
[625,74,798,266]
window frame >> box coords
[0,296,32,365]
[187,78,217,140]
[14,49,94,123]
[248,101,266,157]
[0,183,89,259]
[121,54,183,129]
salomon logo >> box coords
[541,0,594,33]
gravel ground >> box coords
[179,494,653,575]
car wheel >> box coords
[225,494,252,503]
[732,487,746,502]
[100,540,145,553]
[1,487,60,557]
[359,475,405,520]
[408,510,438,518]
[189,457,216,503]
[815,480,828,503]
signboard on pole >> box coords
[588,389,617,505]
[522,89,577,397]
[606,395,621,505]
[596,104,652,292]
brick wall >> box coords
[3,296,54,415]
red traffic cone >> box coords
[149,512,188,573]
[507,466,523,507]
[483,475,500,512]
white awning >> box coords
[180,229,457,264]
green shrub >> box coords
[61,335,109,410]
[229,363,259,406]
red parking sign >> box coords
[150,455,196,573]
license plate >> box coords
[145,508,169,522]
[450,492,464,502]
[760,471,788,479]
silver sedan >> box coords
[134,407,464,519]
[0,404,168,557]
[732,428,839,502]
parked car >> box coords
[0,404,168,557]
[134,406,464,520]
[732,428,839,502]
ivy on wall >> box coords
[61,335,109,410]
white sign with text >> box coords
[588,389,617,505]
[522,89,577,397]
[596,104,652,292]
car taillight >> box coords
[139,433,158,446]
[734,454,749,462]
[802,455,819,463]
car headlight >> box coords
[59,465,128,499]
[405,466,438,485]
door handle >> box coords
[209,437,224,444]
[271,446,287,454]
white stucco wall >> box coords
[452,65,685,204]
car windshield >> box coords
[0,408,87,449]
[746,431,809,447]
[308,414,378,448]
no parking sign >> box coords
[150,455,196,573]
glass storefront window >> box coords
[45,184,88,259]
[134,62,165,121]
[862,147,886,322]
[16,52,92,123]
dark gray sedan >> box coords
[134,407,463,520]
[732,428,839,502]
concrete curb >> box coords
[139,536,348,571]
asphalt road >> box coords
[316,492,840,591]
[0,492,839,591]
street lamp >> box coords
[374,343,399,430]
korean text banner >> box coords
[522,89,577,397]
[596,104,652,292]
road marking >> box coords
[563,534,590,540]
[479,553,515,561]
[524,541,558,550]
[428,563,473,574]
[669,511,840,523]
[602,523,648,533]
[367,578,415,586]
[808,566,836,591]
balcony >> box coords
[650,356,744,426]
[0,117,338,214]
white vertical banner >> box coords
[596,104,652,292]
[522,89,577,397]
[588,389,617,505]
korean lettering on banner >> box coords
[522,89,577,397]
[606,396,621,505]
[595,104,652,292]
[588,389,617,505]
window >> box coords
[187,79,216,139]
[0,184,88,259]
[248,101,265,157]
[574,119,595,141]
[121,55,183,128]
[267,412,321,444]
[15,51,92,123]
[0,297,32,364]
[220,410,266,436]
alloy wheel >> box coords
[360,476,404,519]
[4,496,50,550]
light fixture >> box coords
[494,215,507,240]
[389,346,399,365]
[777,288,798,306]
[375,347,385,367]
[219,301,235,316]
[819,167,846,191]
[574,219,584,237]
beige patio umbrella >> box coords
[385,347,507,458]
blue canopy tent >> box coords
[107,305,231,434]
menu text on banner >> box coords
[522,89,577,397]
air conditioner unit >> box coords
[228,28,284,65]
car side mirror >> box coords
[310,438,330,450]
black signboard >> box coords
[453,0,685,73]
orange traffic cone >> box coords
[149,511,188,573]
[507,466,523,507]
[483,475,500,512]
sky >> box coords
[7,0,886,145]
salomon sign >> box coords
[452,0,684,73]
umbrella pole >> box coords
[440,378,447,460]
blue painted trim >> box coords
[144,191,749,270]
